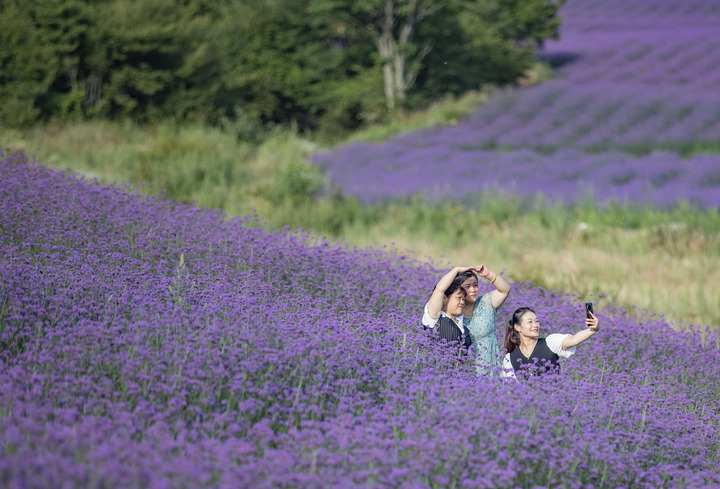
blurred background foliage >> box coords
[0,0,562,141]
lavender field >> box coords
[3,147,720,488]
[312,0,720,208]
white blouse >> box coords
[501,334,577,380]
[422,303,466,334]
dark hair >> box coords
[503,307,536,354]
[455,270,479,287]
[444,279,468,299]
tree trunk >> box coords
[374,0,439,111]
[377,0,398,110]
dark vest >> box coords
[509,338,560,376]
[429,315,473,354]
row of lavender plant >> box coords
[312,0,720,208]
[313,143,720,207]
[432,84,720,150]
[558,0,720,24]
[2,151,718,488]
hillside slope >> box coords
[1,151,719,487]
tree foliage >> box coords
[0,0,564,135]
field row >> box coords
[313,0,720,209]
[313,144,720,207]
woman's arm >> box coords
[476,265,511,309]
[561,311,600,350]
[426,266,474,318]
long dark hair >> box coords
[503,307,536,353]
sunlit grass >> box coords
[346,89,492,143]
[4,118,720,329]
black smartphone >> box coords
[585,302,594,318]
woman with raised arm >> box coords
[422,266,473,354]
[423,265,511,369]
[501,306,600,380]
[454,265,511,376]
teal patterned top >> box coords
[463,292,501,377]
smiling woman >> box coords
[502,306,600,380]
[422,268,471,354]
[455,265,511,376]
[422,265,510,363]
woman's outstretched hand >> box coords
[586,311,600,331]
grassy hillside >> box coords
[2,152,719,488]
[4,118,719,329]
[304,0,720,328]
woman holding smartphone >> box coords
[501,306,600,380]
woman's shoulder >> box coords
[540,334,568,346]
[470,292,500,316]
[423,304,459,327]
[543,334,573,355]
[544,333,569,341]
[475,291,494,307]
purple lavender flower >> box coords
[1,134,719,487]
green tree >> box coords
[0,0,564,132]
[215,0,361,130]
[310,0,565,111]
[0,0,88,126]
[84,0,201,121]
[309,0,443,111]
[417,0,565,100]
[0,0,213,126]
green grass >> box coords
[3,116,720,329]
[345,90,492,143]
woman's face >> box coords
[514,311,540,339]
[443,289,466,316]
[460,276,479,303]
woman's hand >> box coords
[586,311,600,332]
[476,264,490,278]
[474,264,510,308]
[560,309,600,350]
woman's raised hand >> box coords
[586,311,600,332]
